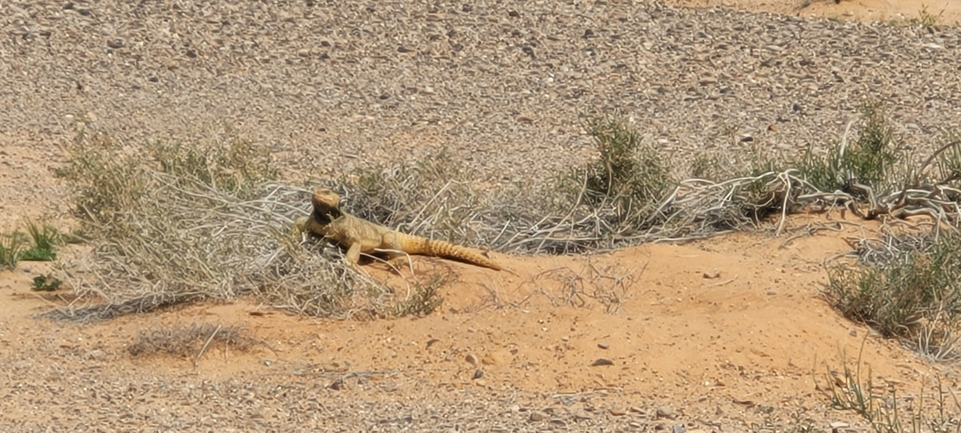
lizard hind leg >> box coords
[381,232,415,273]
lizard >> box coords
[293,187,503,271]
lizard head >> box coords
[311,187,342,213]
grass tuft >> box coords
[31,274,63,291]
[391,275,446,317]
[127,323,255,358]
[825,232,961,361]
[18,222,61,261]
[797,102,901,195]
[569,114,673,228]
[0,231,24,270]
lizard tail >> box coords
[397,233,502,271]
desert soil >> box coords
[2,0,961,431]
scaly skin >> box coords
[294,188,502,271]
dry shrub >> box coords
[52,132,390,320]
[127,323,254,358]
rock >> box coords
[481,349,511,366]
[672,425,687,433]
[597,342,610,350]
[83,349,106,361]
[591,358,614,366]
[572,410,592,420]
[529,410,549,422]
[465,353,479,366]
[472,370,484,380]
[830,421,850,432]
[609,408,627,416]
[656,406,675,419]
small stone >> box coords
[609,408,627,416]
[573,410,592,420]
[591,358,614,366]
[529,410,549,422]
[672,425,687,433]
[597,342,610,350]
[83,349,105,361]
[481,349,511,366]
[656,406,675,419]
[472,370,484,380]
[465,353,479,366]
[739,134,754,143]
[106,38,124,49]
[549,417,566,426]
[830,421,850,430]
[328,379,344,390]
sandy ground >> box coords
[3,1,961,431]
[674,0,961,25]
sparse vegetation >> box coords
[826,231,961,361]
[31,274,63,291]
[0,231,24,270]
[820,345,961,433]
[40,101,961,345]
[912,4,945,28]
[573,115,673,227]
[391,275,446,317]
[51,131,389,320]
[795,102,901,195]
[127,323,255,359]
[18,222,61,261]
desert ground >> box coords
[2,0,961,431]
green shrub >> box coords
[32,274,63,291]
[798,102,900,194]
[18,222,61,261]
[826,232,961,361]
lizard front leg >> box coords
[344,242,364,269]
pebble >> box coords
[572,410,592,420]
[529,410,550,422]
[0,1,955,190]
[656,406,676,419]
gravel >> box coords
[2,0,960,430]
[2,1,960,187]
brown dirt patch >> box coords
[664,0,961,25]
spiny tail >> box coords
[396,232,502,271]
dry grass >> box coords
[42,107,961,333]
[127,323,257,363]
[50,132,390,321]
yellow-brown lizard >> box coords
[294,187,503,271]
